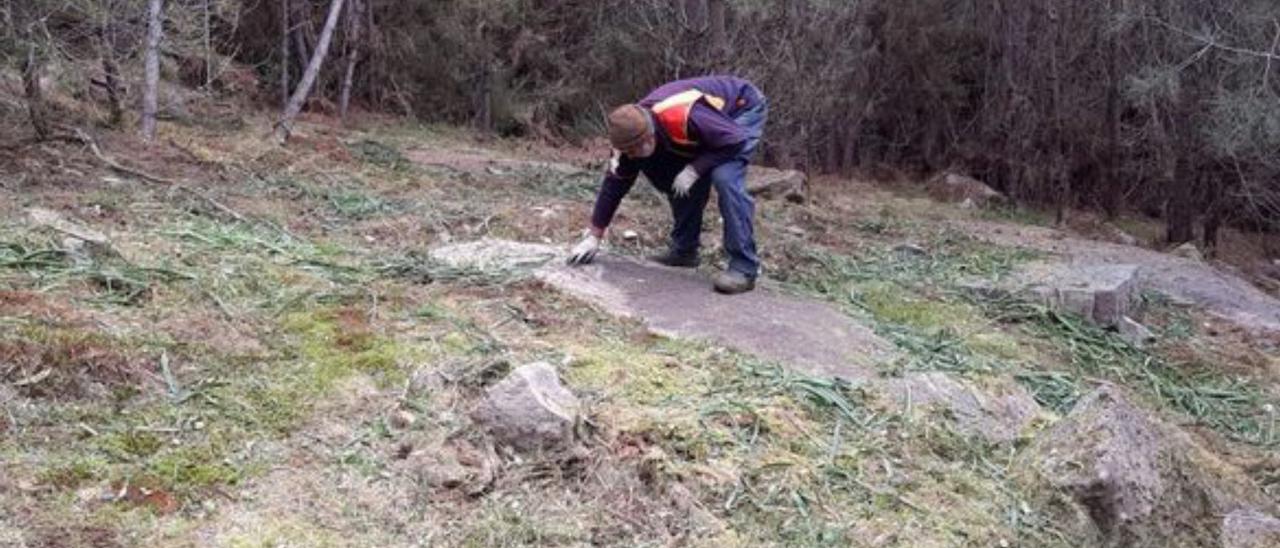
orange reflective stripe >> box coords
[651,89,727,147]
[652,90,701,146]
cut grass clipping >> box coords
[1,240,193,305]
[783,240,1276,449]
[983,295,1278,448]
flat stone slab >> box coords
[430,240,1043,443]
[538,256,897,383]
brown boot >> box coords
[713,270,756,294]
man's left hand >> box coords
[673,166,699,198]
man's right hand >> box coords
[567,232,601,265]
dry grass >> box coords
[2,90,1277,547]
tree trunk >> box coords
[141,0,164,142]
[339,0,362,124]
[98,5,125,128]
[280,0,290,110]
[1049,1,1069,227]
[475,62,493,131]
[291,0,314,74]
[1165,159,1196,246]
[707,0,727,53]
[102,57,124,127]
[1102,0,1121,219]
[1202,199,1225,259]
[22,42,51,141]
[682,0,707,31]
[203,0,213,89]
[275,0,346,144]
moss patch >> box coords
[564,341,713,405]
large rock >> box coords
[746,167,806,203]
[538,255,897,383]
[472,362,581,453]
[1019,263,1141,327]
[1221,510,1280,548]
[926,172,1006,209]
[1019,386,1275,547]
[885,372,1043,444]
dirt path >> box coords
[958,220,1280,334]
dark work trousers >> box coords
[664,90,767,278]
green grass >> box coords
[0,238,195,306]
[979,295,1278,447]
[7,299,438,506]
[347,139,410,171]
[549,325,1071,546]
[782,234,1277,450]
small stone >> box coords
[28,207,110,245]
[893,243,928,258]
[783,225,807,237]
[746,167,807,203]
[422,463,469,489]
[1103,223,1140,246]
[389,410,417,429]
[622,230,639,241]
[926,172,1006,209]
[394,442,413,460]
[1117,316,1155,347]
[1171,242,1204,262]
[1221,510,1280,548]
[76,486,105,505]
[472,362,581,452]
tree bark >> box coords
[1049,2,1068,226]
[682,0,707,31]
[102,57,124,127]
[1165,158,1196,246]
[1102,0,1122,219]
[707,0,727,53]
[98,3,125,128]
[339,0,363,124]
[291,0,314,74]
[280,0,290,110]
[203,0,213,89]
[275,0,346,144]
[22,42,51,141]
[141,0,164,142]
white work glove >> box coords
[672,166,699,198]
[567,232,601,265]
[608,149,622,175]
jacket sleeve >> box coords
[590,152,640,230]
[687,102,747,176]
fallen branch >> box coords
[73,128,249,223]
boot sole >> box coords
[713,281,756,294]
[648,257,700,269]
